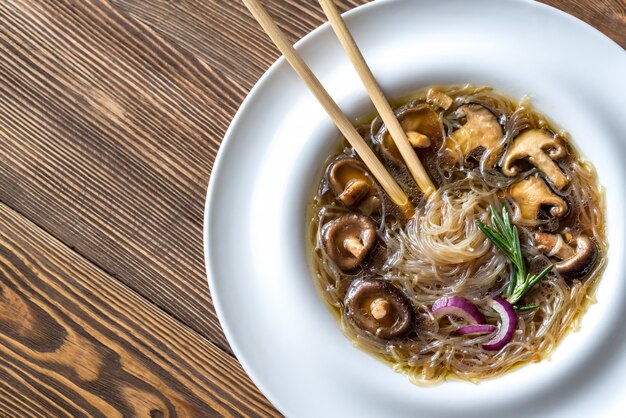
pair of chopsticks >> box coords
[242,0,437,218]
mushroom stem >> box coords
[406,131,431,148]
[370,297,390,320]
[344,236,367,259]
[338,179,370,206]
[534,232,576,260]
[528,149,569,190]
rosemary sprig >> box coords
[476,206,553,306]
[515,304,540,312]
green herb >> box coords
[515,304,539,312]
[476,206,553,305]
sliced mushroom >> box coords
[345,278,415,340]
[534,232,598,278]
[509,176,568,222]
[446,104,504,167]
[426,88,453,110]
[502,129,569,190]
[323,214,377,271]
[378,105,441,164]
[328,158,377,209]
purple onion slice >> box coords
[483,297,518,351]
[456,324,497,336]
[431,296,485,324]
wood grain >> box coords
[541,0,625,48]
[0,203,278,417]
[0,0,235,350]
[109,0,362,91]
[110,0,625,98]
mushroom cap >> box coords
[322,214,377,271]
[345,278,415,340]
[446,104,504,167]
[378,105,441,164]
[555,235,598,279]
[328,158,377,208]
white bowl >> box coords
[204,0,626,416]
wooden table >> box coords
[0,0,622,416]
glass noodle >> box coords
[308,85,606,384]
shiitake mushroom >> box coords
[534,232,598,278]
[328,158,381,213]
[322,214,377,272]
[344,278,415,340]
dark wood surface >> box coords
[0,0,622,416]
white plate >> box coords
[204,1,626,416]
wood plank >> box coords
[541,0,625,49]
[0,202,278,417]
[0,0,238,349]
[109,0,363,92]
[109,0,625,97]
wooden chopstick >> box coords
[318,0,437,199]
[242,0,415,218]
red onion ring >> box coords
[483,297,518,351]
[431,296,485,324]
[456,324,497,336]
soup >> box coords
[308,85,606,384]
